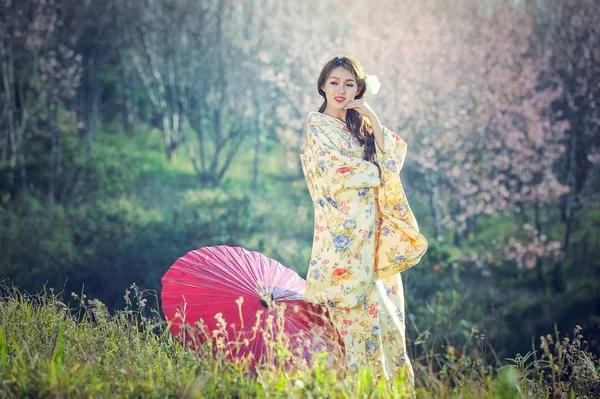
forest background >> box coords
[1,0,599,364]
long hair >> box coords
[317,56,377,162]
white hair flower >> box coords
[364,74,381,95]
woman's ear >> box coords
[356,85,365,98]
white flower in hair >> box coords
[364,74,381,95]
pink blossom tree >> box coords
[0,0,82,204]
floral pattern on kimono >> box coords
[299,111,428,309]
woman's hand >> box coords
[344,98,376,120]
[344,99,384,152]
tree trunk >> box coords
[48,100,59,208]
[121,56,135,135]
[19,145,28,198]
[162,113,174,161]
[245,95,263,241]
[252,95,262,196]
[0,40,21,168]
[0,42,12,163]
[534,199,549,294]
[466,215,476,241]
[425,173,442,241]
[536,256,547,295]
[558,133,573,223]
[553,130,579,293]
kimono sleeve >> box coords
[375,127,409,189]
[303,122,381,197]
[374,127,429,277]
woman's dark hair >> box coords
[317,56,377,162]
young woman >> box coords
[299,56,428,385]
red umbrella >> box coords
[161,245,343,369]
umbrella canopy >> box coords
[161,245,343,369]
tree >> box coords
[121,0,190,161]
[0,0,82,205]
[532,0,600,291]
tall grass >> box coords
[0,284,598,398]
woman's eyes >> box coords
[331,82,354,87]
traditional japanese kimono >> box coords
[299,110,428,383]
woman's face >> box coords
[321,66,360,109]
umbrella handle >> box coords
[260,292,275,308]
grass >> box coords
[0,283,598,398]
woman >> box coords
[299,56,428,385]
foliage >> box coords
[0,127,254,310]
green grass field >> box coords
[1,284,598,398]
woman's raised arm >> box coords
[302,121,381,197]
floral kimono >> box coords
[299,110,428,382]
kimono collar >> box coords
[309,111,347,129]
